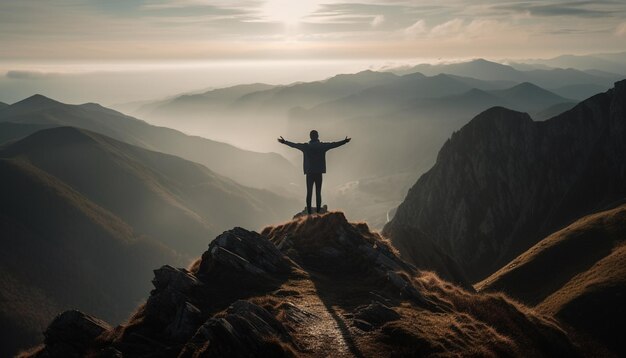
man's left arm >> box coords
[325,136,351,150]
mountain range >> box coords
[515,52,626,76]
[116,65,612,229]
[1,126,299,256]
[385,80,626,282]
[0,95,297,191]
[389,58,621,90]
[0,126,298,355]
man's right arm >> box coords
[278,136,305,150]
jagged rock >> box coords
[143,266,202,342]
[353,303,400,328]
[153,265,200,291]
[40,310,110,357]
[198,227,292,277]
[179,300,293,357]
[166,301,202,341]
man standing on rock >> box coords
[278,130,351,214]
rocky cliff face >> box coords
[385,80,626,281]
[24,212,578,357]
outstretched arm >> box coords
[324,136,351,150]
[277,136,305,150]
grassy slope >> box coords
[477,204,626,355]
[0,158,178,356]
[0,127,299,256]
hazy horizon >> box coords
[2,0,626,104]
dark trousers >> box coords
[306,173,323,214]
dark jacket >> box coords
[284,138,348,174]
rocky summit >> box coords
[24,212,579,357]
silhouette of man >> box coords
[278,130,351,214]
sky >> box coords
[1,0,626,104]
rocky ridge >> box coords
[24,212,578,357]
[385,80,626,281]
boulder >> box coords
[353,303,400,328]
[180,300,293,357]
[41,310,110,357]
[198,227,292,277]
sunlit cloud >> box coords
[404,20,427,37]
[0,0,625,62]
[371,15,385,27]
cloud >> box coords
[404,19,426,36]
[616,22,626,36]
[493,2,619,18]
[430,18,464,37]
[371,14,384,27]
[5,70,60,80]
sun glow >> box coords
[261,0,319,25]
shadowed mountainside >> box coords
[0,126,299,257]
[385,80,626,281]
[0,95,297,191]
[477,203,626,356]
[23,212,578,357]
[0,158,179,357]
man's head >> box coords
[310,130,319,141]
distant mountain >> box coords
[137,83,276,118]
[409,83,571,116]
[522,52,626,75]
[297,73,481,120]
[532,102,577,121]
[0,157,178,357]
[550,83,609,100]
[0,127,299,256]
[237,70,398,111]
[0,122,52,145]
[132,71,399,149]
[384,80,626,281]
[401,59,521,82]
[488,82,571,111]
[477,204,626,356]
[389,59,619,88]
[25,212,577,357]
[143,70,398,118]
[0,95,297,190]
[293,79,571,185]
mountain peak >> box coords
[29,211,577,357]
[12,94,63,108]
[472,106,532,124]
